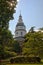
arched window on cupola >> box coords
[21,32,23,35]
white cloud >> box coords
[17,0,19,2]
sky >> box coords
[9,0,43,34]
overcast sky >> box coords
[9,0,43,34]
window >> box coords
[16,32,18,34]
[21,32,23,35]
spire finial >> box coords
[19,10,22,17]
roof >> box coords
[16,14,26,28]
[16,22,25,27]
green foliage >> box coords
[29,26,35,33]
[12,40,22,53]
[0,0,17,59]
[10,56,41,63]
[0,0,17,29]
[0,29,13,45]
[5,51,17,58]
[0,44,4,56]
[39,27,43,30]
[22,32,43,58]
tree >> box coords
[22,31,43,58]
[0,0,17,29]
[0,0,17,45]
[0,0,17,59]
[39,27,43,31]
[29,26,35,33]
[12,40,22,54]
[0,29,15,59]
[0,29,13,45]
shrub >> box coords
[12,56,41,63]
[10,58,14,63]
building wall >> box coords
[15,30,26,37]
[15,25,26,37]
[15,26,26,30]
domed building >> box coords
[15,14,26,44]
